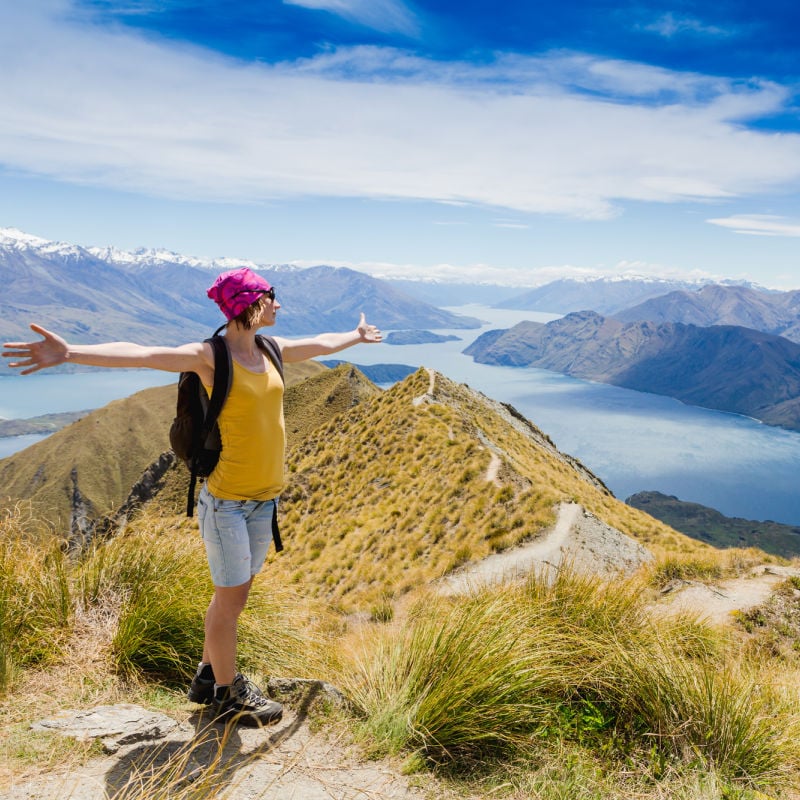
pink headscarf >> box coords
[207,267,273,320]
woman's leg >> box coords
[196,487,275,686]
[202,578,252,686]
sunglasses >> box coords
[231,286,276,301]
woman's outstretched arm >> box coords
[3,324,210,376]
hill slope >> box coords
[614,284,800,343]
[465,311,800,431]
[0,360,327,540]
[270,368,704,612]
[627,490,800,557]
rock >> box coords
[31,704,189,754]
[267,677,347,709]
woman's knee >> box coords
[209,581,252,618]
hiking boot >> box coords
[187,663,215,705]
[212,673,283,727]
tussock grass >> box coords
[0,503,335,700]
[78,517,334,685]
[0,503,72,692]
[337,567,800,793]
[647,549,767,587]
[340,590,565,761]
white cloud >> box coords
[706,214,800,237]
[282,0,419,36]
[1,2,799,222]
[642,13,731,38]
[492,220,530,229]
[290,257,723,287]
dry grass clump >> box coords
[80,513,336,686]
[0,502,72,692]
[337,567,800,794]
[0,502,335,703]
[646,549,769,588]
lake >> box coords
[2,305,799,526]
[0,370,177,458]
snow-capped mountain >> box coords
[0,227,479,358]
[0,226,87,260]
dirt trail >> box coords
[439,502,652,595]
[650,565,800,625]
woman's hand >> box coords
[357,312,383,344]
[2,324,69,375]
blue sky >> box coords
[1,0,800,288]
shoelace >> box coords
[235,675,273,708]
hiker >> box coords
[2,267,382,726]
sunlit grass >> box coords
[336,567,800,794]
[0,502,72,692]
[273,369,707,614]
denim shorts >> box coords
[197,484,276,588]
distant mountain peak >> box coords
[88,244,221,271]
[0,226,49,246]
[0,226,83,258]
[78,242,302,274]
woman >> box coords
[2,266,382,726]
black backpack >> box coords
[169,334,285,550]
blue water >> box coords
[1,305,799,526]
[0,370,177,459]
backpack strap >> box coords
[253,335,284,552]
[203,336,233,437]
[256,334,284,384]
[256,334,284,552]
[186,336,232,517]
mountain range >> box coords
[627,491,800,557]
[0,228,480,371]
[465,310,800,431]
[493,277,704,315]
[613,283,800,343]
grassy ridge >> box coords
[272,368,709,613]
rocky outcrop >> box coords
[69,450,177,551]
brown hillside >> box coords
[284,363,381,449]
[0,359,326,536]
[270,368,707,613]
[1,362,707,614]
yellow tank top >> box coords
[205,359,285,501]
